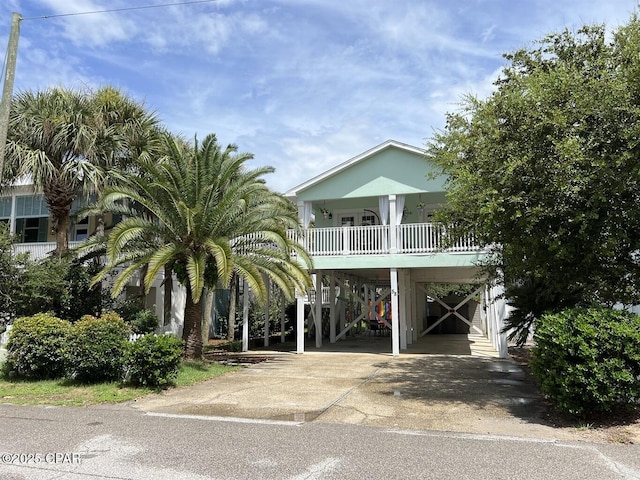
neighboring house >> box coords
[0,177,186,335]
[284,140,509,357]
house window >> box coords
[74,217,89,241]
[15,217,48,242]
[362,214,376,226]
[14,195,49,243]
[0,196,11,220]
[338,212,379,227]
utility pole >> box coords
[0,12,21,180]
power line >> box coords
[22,0,220,20]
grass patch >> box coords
[177,360,241,386]
[0,360,240,407]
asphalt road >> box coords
[0,404,638,480]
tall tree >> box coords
[3,86,159,254]
[427,16,640,343]
[86,86,162,238]
[91,133,312,359]
[5,88,93,253]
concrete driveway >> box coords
[131,334,586,441]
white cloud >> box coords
[35,0,137,46]
[2,0,639,194]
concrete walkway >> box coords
[131,334,581,441]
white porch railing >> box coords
[13,241,82,260]
[13,223,480,261]
[298,225,389,256]
[397,224,478,253]
[294,223,480,256]
[307,286,340,305]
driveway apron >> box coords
[131,342,578,441]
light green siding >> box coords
[296,146,446,202]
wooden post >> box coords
[0,12,21,179]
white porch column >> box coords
[242,280,249,352]
[264,277,270,347]
[364,283,370,331]
[296,291,305,354]
[315,270,323,348]
[493,284,509,358]
[280,291,286,344]
[399,270,407,350]
[389,195,397,254]
[405,270,413,345]
[411,279,418,342]
[390,268,400,356]
[155,278,164,328]
[8,192,16,234]
[329,271,336,343]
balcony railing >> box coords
[294,222,480,256]
[13,223,480,261]
[13,241,82,260]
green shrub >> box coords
[13,256,104,322]
[66,312,131,383]
[124,334,183,388]
[130,309,158,335]
[531,306,640,417]
[114,299,158,334]
[4,313,71,379]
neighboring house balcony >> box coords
[13,241,83,260]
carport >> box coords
[293,266,509,358]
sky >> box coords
[0,0,638,193]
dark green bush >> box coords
[531,306,640,417]
[66,312,131,383]
[130,310,158,335]
[124,334,183,388]
[13,256,104,322]
[114,299,158,334]
[4,313,71,379]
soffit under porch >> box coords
[310,266,483,286]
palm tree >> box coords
[5,88,93,253]
[86,86,162,238]
[3,86,159,254]
[91,133,312,359]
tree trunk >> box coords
[227,274,238,341]
[54,212,70,255]
[139,263,149,309]
[43,180,74,256]
[163,265,173,327]
[202,288,215,345]
[183,291,203,359]
[96,213,105,237]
